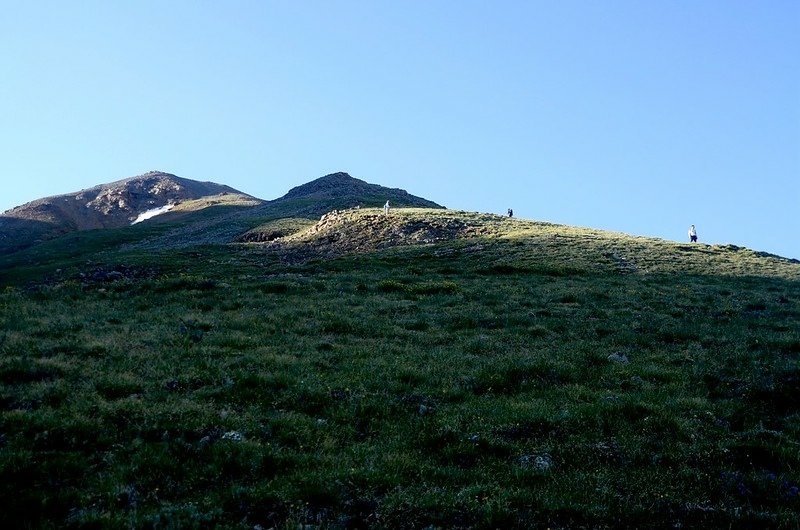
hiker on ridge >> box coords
[508,208,513,218]
[688,224,697,243]
[384,200,390,215]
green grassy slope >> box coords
[1,208,799,529]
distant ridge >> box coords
[0,170,445,254]
[0,171,255,253]
[121,172,446,250]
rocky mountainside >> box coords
[0,171,256,253]
[2,171,251,229]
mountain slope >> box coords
[1,193,799,528]
[0,171,256,253]
[1,206,799,528]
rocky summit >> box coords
[0,171,253,252]
[2,171,249,229]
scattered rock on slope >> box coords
[255,208,511,259]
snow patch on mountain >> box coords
[132,203,175,224]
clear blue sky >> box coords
[2,1,798,258]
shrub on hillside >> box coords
[378,279,406,293]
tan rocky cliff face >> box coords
[69,173,193,228]
[2,171,249,229]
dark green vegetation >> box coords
[1,207,799,529]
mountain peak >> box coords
[109,170,229,191]
[140,170,177,177]
[278,172,443,213]
[0,171,254,253]
[281,172,365,199]
[318,171,358,182]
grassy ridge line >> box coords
[255,207,800,280]
[3,205,797,287]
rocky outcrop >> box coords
[261,207,506,260]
